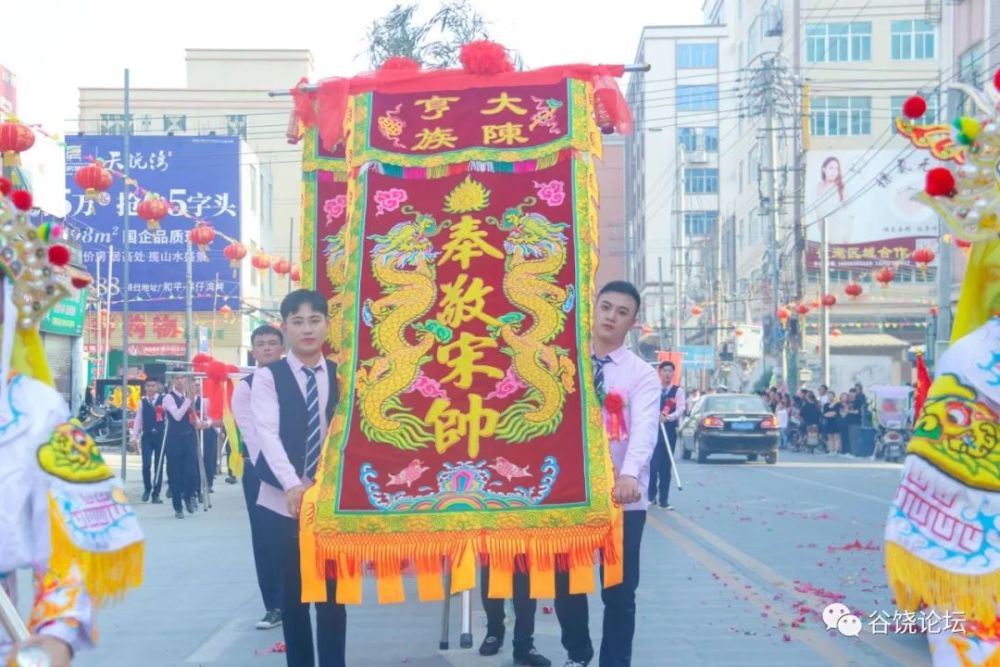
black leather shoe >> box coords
[514,647,552,666]
[185,497,196,514]
[479,635,503,656]
[151,495,163,504]
[175,511,184,519]
[141,489,151,502]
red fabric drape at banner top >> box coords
[656,351,684,383]
[292,64,631,151]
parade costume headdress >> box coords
[0,179,144,605]
[887,77,1000,636]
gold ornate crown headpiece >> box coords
[0,178,90,329]
[896,72,1000,243]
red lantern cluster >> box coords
[874,267,895,287]
[821,293,837,307]
[912,246,936,268]
[0,120,35,167]
[272,258,292,276]
[74,162,113,201]
[251,252,271,272]
[137,195,170,231]
[189,223,216,251]
[845,282,863,299]
[223,241,247,275]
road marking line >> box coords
[183,616,244,664]
[648,515,857,665]
[655,511,930,666]
[755,469,894,504]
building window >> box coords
[226,114,248,138]
[891,20,935,61]
[684,211,718,236]
[810,97,871,136]
[677,127,719,152]
[890,95,939,126]
[685,168,719,194]
[99,114,128,135]
[806,23,871,63]
[677,43,718,69]
[677,85,719,112]
[958,43,985,116]
[163,114,187,132]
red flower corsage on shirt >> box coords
[604,391,628,441]
[662,399,676,416]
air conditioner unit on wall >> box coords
[687,150,709,164]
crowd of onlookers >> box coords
[760,383,871,455]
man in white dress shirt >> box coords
[648,360,685,510]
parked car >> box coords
[679,393,780,464]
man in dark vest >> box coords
[162,375,200,518]
[232,324,285,631]
[251,290,345,667]
[648,360,686,510]
[132,377,165,503]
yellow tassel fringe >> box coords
[885,541,1000,624]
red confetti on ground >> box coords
[542,605,554,614]
[827,539,880,553]
[783,634,792,642]
[256,641,286,656]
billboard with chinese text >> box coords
[805,149,938,270]
[65,135,241,311]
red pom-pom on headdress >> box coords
[925,167,956,197]
[994,68,1000,92]
[48,244,70,267]
[0,177,11,196]
[459,40,514,75]
[902,95,927,119]
[10,190,32,211]
[379,56,421,71]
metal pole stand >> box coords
[459,590,473,649]
[439,570,452,650]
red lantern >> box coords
[74,162,113,201]
[929,306,939,317]
[875,267,895,288]
[272,258,292,276]
[911,246,936,268]
[137,195,170,231]
[811,298,820,309]
[955,238,972,250]
[640,324,653,335]
[290,265,301,282]
[734,328,744,337]
[776,306,791,323]
[691,305,703,316]
[796,303,810,316]
[831,328,842,337]
[219,304,233,318]
[0,120,35,167]
[188,223,216,251]
[845,282,863,299]
[821,293,837,307]
[251,252,271,273]
[223,241,247,276]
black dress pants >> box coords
[480,562,537,653]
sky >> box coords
[3,0,702,135]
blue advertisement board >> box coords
[678,344,715,370]
[64,136,241,312]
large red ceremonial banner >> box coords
[297,60,629,604]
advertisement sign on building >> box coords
[805,149,938,269]
[64,136,241,312]
[41,289,88,337]
[678,344,715,370]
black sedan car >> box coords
[679,393,780,464]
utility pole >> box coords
[820,216,831,386]
[185,237,194,359]
[766,83,784,381]
[658,257,667,354]
[714,215,724,368]
[674,147,686,350]
[789,0,807,388]
[119,68,131,481]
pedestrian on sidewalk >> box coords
[776,397,790,450]
[251,290,346,667]
[647,360,684,509]
[132,377,165,504]
[232,324,285,631]
[554,281,660,667]
[822,391,843,455]
[163,376,200,518]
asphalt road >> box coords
[57,451,929,667]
